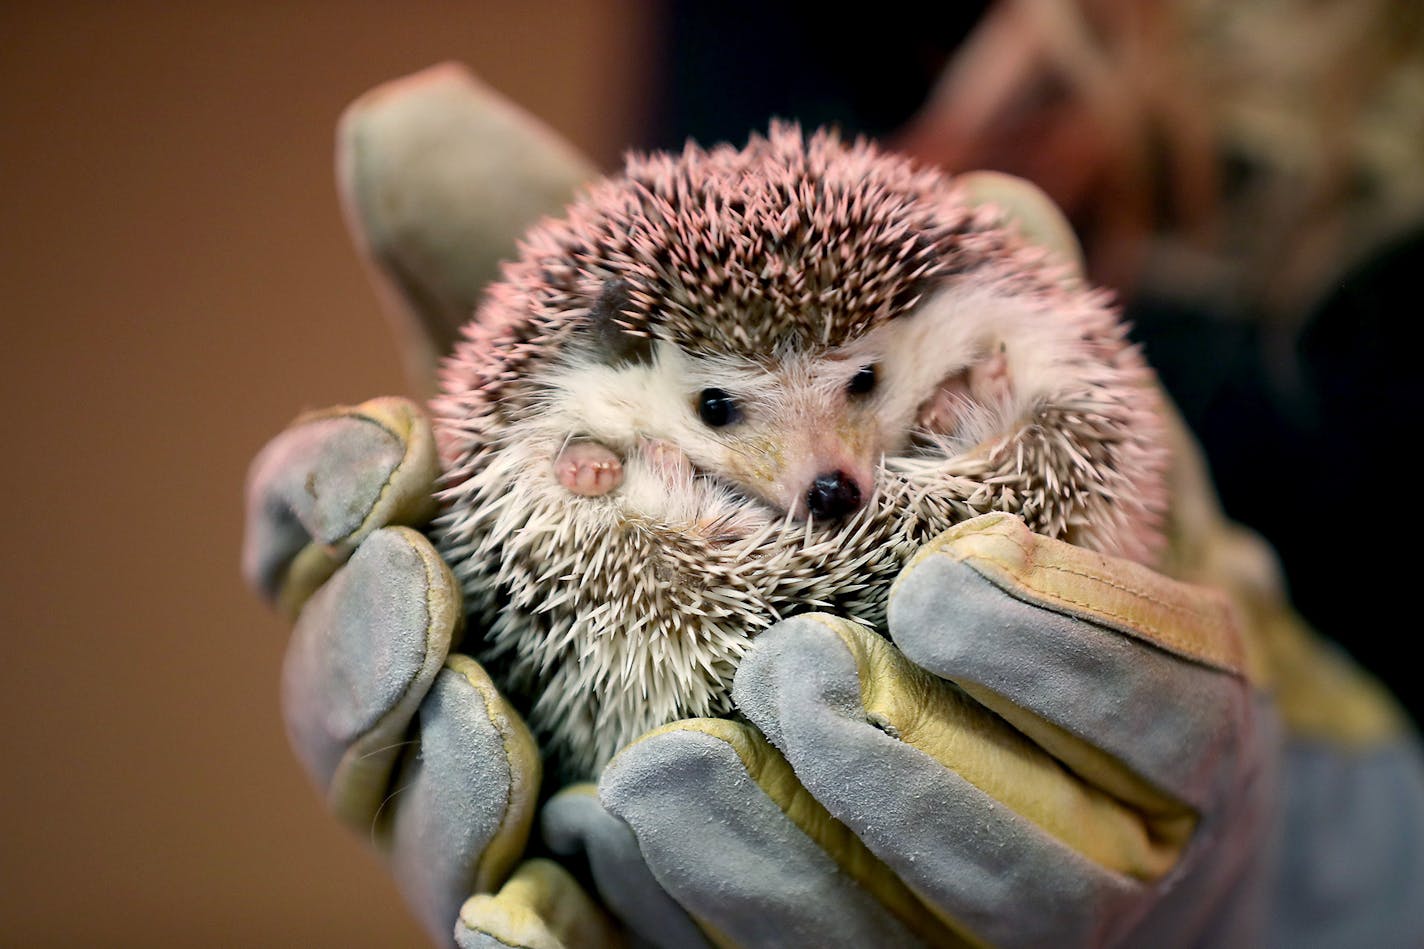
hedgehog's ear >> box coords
[956,171,1086,280]
[588,278,655,366]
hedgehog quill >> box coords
[432,125,1168,779]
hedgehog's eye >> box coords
[847,364,877,397]
[697,388,740,427]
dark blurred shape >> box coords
[648,0,1424,718]
[0,2,652,945]
[1129,226,1424,712]
[642,1,989,150]
[895,0,1424,321]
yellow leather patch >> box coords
[631,718,982,947]
[458,859,619,949]
[815,615,1193,881]
[1252,599,1407,748]
[901,512,1250,679]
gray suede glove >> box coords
[242,62,618,947]
[549,514,1424,949]
[244,396,620,948]
[250,61,1424,948]
[558,511,1271,948]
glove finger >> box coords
[243,397,437,616]
[599,718,965,948]
[337,62,597,393]
[734,613,1158,948]
[455,859,619,949]
[956,170,1086,278]
[1270,738,1424,949]
[889,512,1257,814]
[387,655,543,945]
[281,526,459,829]
[543,784,709,949]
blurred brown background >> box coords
[0,2,650,944]
[5,1,1420,945]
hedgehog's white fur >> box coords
[432,127,1167,778]
[437,281,1164,778]
[541,281,1106,521]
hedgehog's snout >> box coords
[805,470,864,520]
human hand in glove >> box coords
[252,61,1424,948]
[587,508,1268,947]
[557,413,1424,948]
[245,396,631,948]
[243,65,633,947]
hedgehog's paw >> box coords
[969,343,1012,404]
[554,441,624,496]
[918,345,1014,436]
[638,437,695,486]
[917,372,973,434]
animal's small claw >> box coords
[917,371,974,435]
[917,343,1014,436]
[638,437,694,484]
[968,344,1012,404]
[555,441,624,496]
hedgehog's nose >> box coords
[806,471,863,520]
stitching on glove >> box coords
[326,529,444,830]
[348,403,418,543]
[951,527,1244,676]
[462,654,533,896]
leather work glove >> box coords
[244,65,626,947]
[244,395,623,948]
[547,409,1424,948]
[586,514,1270,947]
[251,62,1424,947]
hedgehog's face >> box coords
[536,279,1057,523]
[433,125,1169,778]
[542,336,887,521]
[669,344,886,520]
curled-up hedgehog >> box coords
[432,124,1168,779]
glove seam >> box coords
[326,529,451,830]
[948,524,1245,676]
[347,401,427,545]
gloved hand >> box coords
[584,510,1269,947]
[546,409,1424,948]
[254,61,1424,947]
[245,395,625,948]
[244,64,629,947]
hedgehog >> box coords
[431,124,1167,780]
